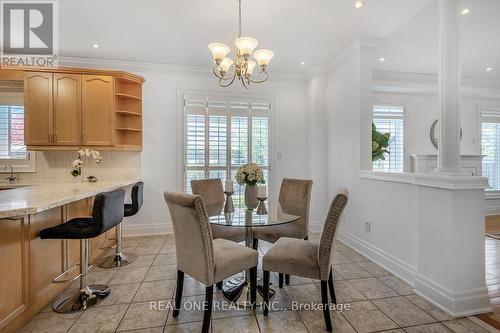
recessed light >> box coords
[353,1,363,9]
[486,67,493,72]
[460,8,470,15]
[300,61,305,65]
[378,57,385,62]
[92,43,100,48]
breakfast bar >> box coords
[0,180,139,333]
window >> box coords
[372,105,404,173]
[184,94,271,209]
[481,108,500,191]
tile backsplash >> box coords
[12,151,141,182]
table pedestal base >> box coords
[222,274,276,308]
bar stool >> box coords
[40,189,126,313]
[98,181,143,268]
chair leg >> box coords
[202,286,213,333]
[216,281,223,290]
[173,270,184,318]
[328,268,336,304]
[321,280,332,332]
[252,238,259,250]
[279,273,284,288]
[263,270,270,316]
[250,266,257,309]
[285,274,290,285]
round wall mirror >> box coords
[430,119,463,149]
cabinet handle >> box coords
[54,134,57,143]
[48,134,52,143]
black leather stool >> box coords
[40,189,125,313]
[98,181,143,268]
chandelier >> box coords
[208,0,274,89]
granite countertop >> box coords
[0,179,139,219]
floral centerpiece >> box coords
[236,163,265,209]
[71,149,102,182]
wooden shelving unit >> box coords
[114,77,143,150]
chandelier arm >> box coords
[219,72,237,87]
[212,67,224,79]
[241,76,250,89]
[213,66,237,81]
[246,70,269,84]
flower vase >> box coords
[244,185,259,210]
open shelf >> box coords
[115,93,142,100]
[116,127,142,132]
[116,110,142,116]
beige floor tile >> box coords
[212,314,259,333]
[405,295,453,321]
[284,283,320,304]
[144,264,178,282]
[135,244,162,255]
[342,250,371,263]
[19,312,81,333]
[372,297,435,327]
[334,263,373,279]
[181,278,212,297]
[160,241,177,254]
[298,309,356,333]
[108,267,149,284]
[118,300,169,331]
[68,304,128,333]
[348,278,398,299]
[255,287,294,313]
[98,282,141,306]
[285,275,317,286]
[403,323,453,333]
[332,252,353,264]
[164,321,205,333]
[118,327,164,333]
[134,279,177,302]
[122,237,143,247]
[333,280,367,303]
[342,300,399,333]
[123,255,156,269]
[256,310,308,333]
[379,276,414,296]
[166,295,206,325]
[153,254,177,266]
[377,330,404,333]
[70,270,116,289]
[211,293,254,319]
[442,318,492,332]
[358,261,392,277]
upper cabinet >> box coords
[82,75,114,146]
[8,67,144,151]
[24,72,53,145]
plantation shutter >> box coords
[481,109,500,190]
[373,105,405,173]
[0,105,26,159]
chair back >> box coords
[191,178,224,217]
[130,181,144,214]
[164,191,215,285]
[317,188,349,280]
[278,178,313,235]
[92,189,126,234]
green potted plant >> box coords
[372,123,391,162]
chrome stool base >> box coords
[98,252,137,268]
[53,285,110,313]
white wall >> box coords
[59,58,309,235]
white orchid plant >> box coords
[236,163,265,186]
[71,149,102,177]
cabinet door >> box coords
[53,74,82,145]
[24,72,53,145]
[82,75,114,146]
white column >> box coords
[436,0,462,173]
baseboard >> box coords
[123,222,173,237]
[337,230,417,285]
[414,273,491,317]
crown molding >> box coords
[57,56,306,83]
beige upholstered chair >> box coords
[191,178,246,243]
[254,178,313,285]
[262,188,349,332]
[164,191,258,333]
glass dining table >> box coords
[208,206,300,307]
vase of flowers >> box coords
[71,149,102,182]
[236,163,265,210]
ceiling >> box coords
[374,0,500,80]
[58,0,434,74]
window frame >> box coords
[372,104,406,173]
[0,101,36,173]
[480,106,500,192]
[177,90,274,196]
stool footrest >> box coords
[51,263,93,283]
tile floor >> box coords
[19,234,496,333]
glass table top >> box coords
[208,206,300,228]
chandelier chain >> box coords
[238,0,242,38]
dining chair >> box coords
[261,188,349,332]
[164,191,258,333]
[253,178,313,286]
